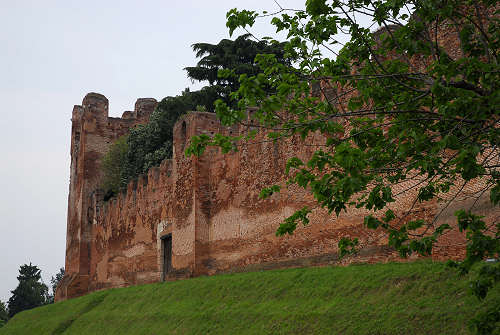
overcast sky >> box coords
[0,0,310,303]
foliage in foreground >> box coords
[1,262,499,335]
[186,0,500,332]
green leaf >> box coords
[226,9,258,37]
[490,181,500,206]
[338,237,359,258]
[305,0,330,16]
[285,157,304,175]
[259,185,281,199]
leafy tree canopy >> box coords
[47,267,65,304]
[186,0,500,332]
[8,263,48,317]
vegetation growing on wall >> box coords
[101,35,290,197]
[101,135,129,200]
[121,89,206,186]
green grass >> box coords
[1,261,498,334]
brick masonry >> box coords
[55,9,499,301]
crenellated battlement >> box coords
[57,89,490,302]
[96,110,227,222]
[82,92,108,120]
[59,93,159,301]
[101,159,174,219]
[71,93,156,125]
[57,7,500,301]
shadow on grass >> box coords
[51,293,108,335]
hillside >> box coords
[1,261,498,335]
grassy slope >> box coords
[1,261,498,335]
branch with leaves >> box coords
[188,1,499,332]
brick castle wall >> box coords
[56,8,498,301]
[56,106,496,301]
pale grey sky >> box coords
[0,0,309,302]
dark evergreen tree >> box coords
[8,263,48,317]
[0,301,8,327]
[185,34,292,108]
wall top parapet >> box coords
[71,92,157,124]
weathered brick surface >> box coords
[56,10,498,301]
[56,93,157,301]
[56,105,495,301]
